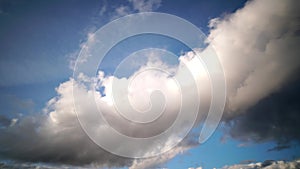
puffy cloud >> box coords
[1,0,300,167]
[129,140,196,169]
[0,79,132,167]
[207,0,300,145]
[225,78,300,146]
[0,51,208,168]
[208,0,300,113]
[221,159,300,169]
[1,159,299,169]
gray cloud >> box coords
[0,50,202,168]
[225,78,300,147]
[220,159,300,169]
[1,0,300,167]
[0,112,196,168]
[0,109,133,167]
[208,0,300,113]
[0,115,10,127]
[267,145,291,152]
[207,0,300,146]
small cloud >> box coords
[9,118,18,127]
[239,160,256,164]
[237,143,250,148]
[129,0,161,12]
[111,0,162,19]
[99,4,107,16]
[267,144,291,152]
[115,5,131,17]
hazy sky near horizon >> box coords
[0,0,300,169]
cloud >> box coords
[0,79,133,167]
[114,5,132,17]
[99,1,107,16]
[0,51,208,168]
[225,78,300,146]
[0,115,10,127]
[208,0,300,113]
[129,0,161,12]
[220,159,300,169]
[207,0,300,145]
[267,145,291,152]
[112,0,162,19]
[69,0,163,70]
[129,140,196,169]
[1,159,299,169]
[1,0,299,167]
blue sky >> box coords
[0,0,300,169]
[0,0,246,116]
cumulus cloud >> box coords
[225,78,300,146]
[221,159,300,169]
[1,0,300,167]
[129,140,196,169]
[207,0,300,145]
[0,50,209,168]
[208,0,300,113]
[187,160,300,169]
[1,159,299,169]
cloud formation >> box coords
[113,0,161,19]
[221,159,300,169]
[0,0,300,167]
[208,0,300,113]
[225,79,300,146]
[0,50,208,168]
[129,0,161,12]
[207,0,300,145]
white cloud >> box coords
[2,0,300,167]
[115,5,132,17]
[129,0,161,12]
[130,142,193,169]
[112,0,162,19]
[221,159,300,169]
[208,0,300,114]
[0,50,209,167]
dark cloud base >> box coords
[0,116,133,167]
[226,76,300,148]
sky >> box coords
[0,0,300,169]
